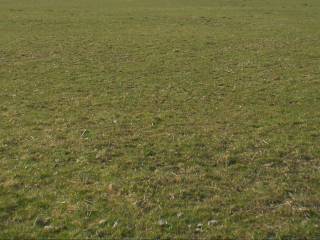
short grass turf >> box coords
[1,0,320,238]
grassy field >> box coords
[1,0,320,238]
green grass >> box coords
[1,0,320,238]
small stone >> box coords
[158,219,167,226]
[98,219,107,225]
[195,223,203,232]
[208,220,218,226]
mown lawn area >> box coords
[0,0,320,238]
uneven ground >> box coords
[0,0,320,238]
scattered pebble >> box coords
[98,219,107,225]
[195,223,203,233]
[208,219,218,226]
[158,219,167,226]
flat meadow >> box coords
[0,0,320,238]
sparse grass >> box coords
[1,0,320,238]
